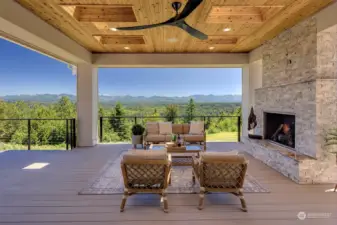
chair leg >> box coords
[120,190,129,212]
[334,184,337,192]
[161,193,169,213]
[238,191,247,212]
[198,187,206,210]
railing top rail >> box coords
[0,118,76,121]
[100,115,240,119]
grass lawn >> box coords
[207,132,238,142]
[0,143,67,151]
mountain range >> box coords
[1,94,242,104]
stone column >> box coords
[76,64,98,147]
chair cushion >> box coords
[172,124,183,134]
[145,134,171,142]
[189,121,204,134]
[183,134,204,142]
[146,122,159,134]
[123,150,168,163]
[200,152,245,163]
[159,122,172,135]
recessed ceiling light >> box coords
[209,46,215,50]
[110,27,118,31]
[124,46,130,50]
[223,28,231,32]
[167,38,178,43]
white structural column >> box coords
[242,49,263,139]
[77,64,98,147]
[241,65,250,138]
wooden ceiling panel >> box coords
[206,6,284,23]
[198,36,239,45]
[63,5,137,22]
[94,35,146,45]
[14,0,334,53]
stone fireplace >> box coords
[243,14,337,184]
[264,112,295,149]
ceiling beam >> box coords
[92,53,248,68]
[0,0,91,64]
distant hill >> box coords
[1,94,242,104]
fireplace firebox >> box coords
[264,112,295,148]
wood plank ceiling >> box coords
[15,0,333,53]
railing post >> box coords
[237,116,241,142]
[99,117,103,143]
[72,119,76,148]
[203,116,206,130]
[69,119,73,149]
[66,119,69,150]
[27,119,31,150]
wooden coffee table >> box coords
[149,143,204,166]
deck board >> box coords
[0,143,336,224]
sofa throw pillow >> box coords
[146,122,159,134]
[189,121,204,134]
[159,122,172,135]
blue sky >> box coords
[0,38,242,97]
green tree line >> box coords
[0,96,241,146]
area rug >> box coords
[79,151,269,195]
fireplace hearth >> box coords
[264,112,295,148]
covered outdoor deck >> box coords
[0,142,336,225]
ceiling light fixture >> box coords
[124,46,130,50]
[110,27,118,31]
[223,28,231,32]
[209,46,215,50]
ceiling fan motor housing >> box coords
[172,2,182,12]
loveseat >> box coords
[144,122,206,149]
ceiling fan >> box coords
[116,0,207,40]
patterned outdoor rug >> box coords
[79,151,269,195]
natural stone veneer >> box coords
[245,14,337,184]
[243,138,300,182]
[255,81,316,158]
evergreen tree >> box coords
[55,96,75,118]
[110,102,129,140]
[185,98,196,122]
[164,104,178,123]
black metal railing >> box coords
[99,116,241,143]
[0,118,76,151]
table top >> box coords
[149,144,202,152]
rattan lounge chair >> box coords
[192,152,248,211]
[120,150,172,212]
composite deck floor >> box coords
[0,142,336,225]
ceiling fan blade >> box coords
[177,0,204,20]
[175,21,207,40]
[117,23,165,31]
[117,17,176,31]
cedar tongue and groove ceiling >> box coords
[15,0,332,53]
